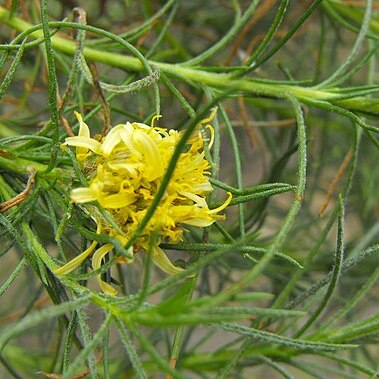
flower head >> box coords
[55,111,231,295]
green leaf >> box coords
[153,277,196,315]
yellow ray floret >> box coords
[55,110,231,295]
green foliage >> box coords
[1,0,379,377]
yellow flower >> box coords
[55,111,231,295]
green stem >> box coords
[0,155,69,179]
[0,6,379,115]
[168,278,197,377]
[325,0,379,34]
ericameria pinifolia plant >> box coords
[55,111,231,295]
[2,1,379,378]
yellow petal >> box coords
[194,181,213,192]
[152,245,184,275]
[208,191,232,214]
[132,129,163,181]
[99,279,118,296]
[98,192,137,209]
[199,107,217,125]
[92,244,117,296]
[75,111,90,138]
[64,136,103,155]
[170,204,218,227]
[182,217,215,227]
[71,186,99,203]
[119,123,143,158]
[54,240,96,275]
[180,191,208,208]
[101,125,124,156]
[55,222,101,275]
[204,124,215,149]
[73,112,92,161]
[107,161,138,176]
[134,122,151,130]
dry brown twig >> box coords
[0,167,37,213]
[38,351,104,379]
[225,0,277,65]
[318,148,353,217]
[0,295,51,323]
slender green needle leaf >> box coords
[114,318,148,379]
[0,296,90,350]
[216,323,357,351]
